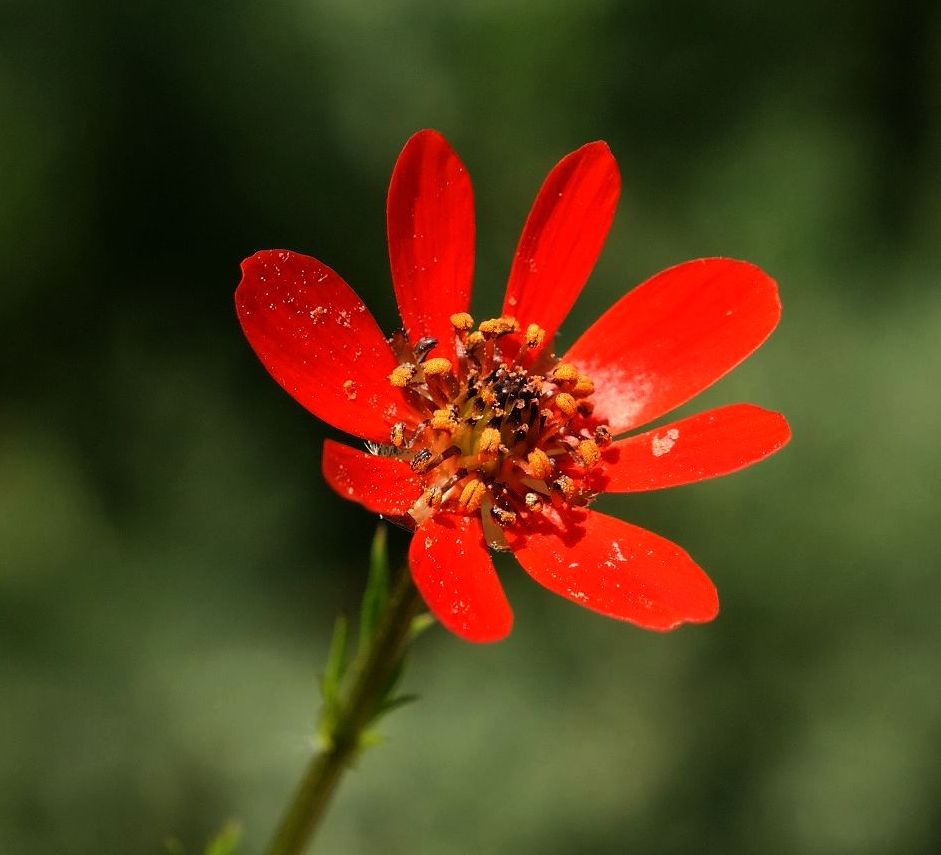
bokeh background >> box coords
[3,1,941,852]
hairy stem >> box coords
[264,567,422,855]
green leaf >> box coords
[377,693,420,717]
[164,838,185,855]
[319,614,349,707]
[358,695,420,750]
[408,612,435,641]
[359,524,390,655]
[381,659,406,702]
[204,820,242,855]
[357,728,386,750]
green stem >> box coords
[264,567,422,855]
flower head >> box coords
[236,130,790,643]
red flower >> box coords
[236,130,790,643]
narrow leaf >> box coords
[408,612,435,641]
[361,695,421,747]
[378,693,420,717]
[320,614,349,706]
[358,728,386,750]
[205,820,242,855]
[382,659,406,703]
[359,525,390,655]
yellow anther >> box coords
[575,439,601,469]
[553,475,577,501]
[527,448,553,480]
[552,363,578,383]
[555,392,578,417]
[390,422,406,448]
[525,323,546,349]
[490,506,517,527]
[573,374,595,397]
[423,486,443,507]
[478,427,502,454]
[478,316,519,337]
[457,478,486,513]
[389,363,416,387]
[524,492,544,511]
[480,387,496,407]
[430,408,458,432]
[422,357,453,377]
[466,331,485,349]
[450,312,474,331]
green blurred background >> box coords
[3,1,941,852]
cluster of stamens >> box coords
[379,312,611,546]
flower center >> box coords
[378,313,611,546]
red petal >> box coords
[564,258,781,434]
[509,508,718,630]
[409,514,513,643]
[236,250,419,443]
[321,439,423,516]
[387,130,475,362]
[502,141,620,358]
[601,404,791,492]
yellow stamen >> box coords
[478,316,519,338]
[478,427,501,454]
[449,312,474,331]
[430,408,458,432]
[457,478,486,513]
[552,363,578,383]
[555,392,577,417]
[573,374,595,397]
[524,323,546,349]
[575,439,601,469]
[524,492,543,511]
[490,506,517,527]
[379,308,613,520]
[553,475,577,500]
[389,363,416,387]
[527,448,553,480]
[422,357,452,377]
